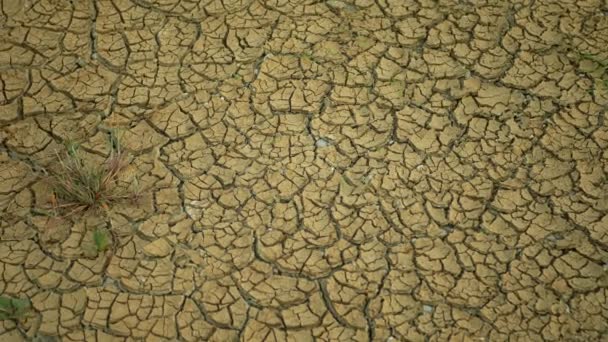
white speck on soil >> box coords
[316,138,330,147]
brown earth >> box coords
[1,0,608,341]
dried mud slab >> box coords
[1,0,608,341]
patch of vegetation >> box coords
[579,53,608,89]
[93,228,111,252]
[46,131,140,217]
[297,50,321,63]
[0,296,31,320]
[30,131,141,253]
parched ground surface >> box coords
[1,0,608,341]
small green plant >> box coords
[0,296,31,320]
[93,228,111,252]
[579,53,608,89]
[46,131,139,216]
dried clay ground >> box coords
[1,0,608,341]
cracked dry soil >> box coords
[1,0,608,341]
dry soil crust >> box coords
[0,0,608,341]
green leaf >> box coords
[0,296,31,320]
[11,298,30,311]
[93,229,110,252]
[0,296,12,308]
